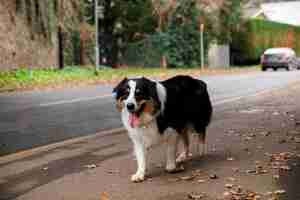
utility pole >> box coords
[95,0,100,69]
[200,23,204,69]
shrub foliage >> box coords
[232,19,300,64]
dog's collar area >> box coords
[139,110,161,129]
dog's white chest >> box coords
[121,110,161,148]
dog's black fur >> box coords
[113,75,212,139]
[113,75,213,182]
[157,75,212,136]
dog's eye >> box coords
[135,89,142,96]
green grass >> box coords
[0,66,258,92]
[0,67,94,90]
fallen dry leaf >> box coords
[295,121,300,126]
[274,190,286,195]
[223,185,262,200]
[193,169,202,175]
[273,175,280,179]
[227,177,236,182]
[197,179,206,183]
[244,136,253,141]
[249,133,256,137]
[188,192,205,199]
[294,137,300,143]
[246,169,257,174]
[223,191,231,198]
[227,157,235,161]
[278,139,287,144]
[264,191,273,196]
[85,164,97,169]
[100,192,109,200]
[260,131,271,137]
[257,145,264,149]
[209,174,218,179]
[279,166,291,171]
[180,175,196,181]
[225,183,234,188]
[232,168,240,173]
[106,169,120,174]
[243,147,250,151]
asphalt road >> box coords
[1,70,300,156]
[1,80,300,200]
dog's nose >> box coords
[126,103,135,112]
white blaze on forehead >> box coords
[156,82,167,113]
[125,80,137,106]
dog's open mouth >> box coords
[128,103,147,128]
[129,113,139,128]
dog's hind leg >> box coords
[165,130,180,173]
[197,131,207,157]
[176,129,190,163]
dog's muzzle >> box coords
[126,103,136,113]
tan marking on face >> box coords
[142,100,155,114]
[116,98,124,112]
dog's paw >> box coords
[131,172,145,182]
[176,152,187,163]
[165,162,176,172]
[165,164,184,173]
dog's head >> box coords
[112,77,162,128]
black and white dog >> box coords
[113,75,212,182]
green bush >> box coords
[232,19,300,64]
[151,0,211,68]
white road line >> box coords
[38,89,270,108]
[213,89,270,106]
[38,94,112,107]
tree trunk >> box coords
[160,56,167,68]
[57,26,64,69]
[158,16,167,68]
[79,37,85,65]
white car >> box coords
[261,48,298,71]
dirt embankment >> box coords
[0,1,56,70]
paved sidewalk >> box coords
[1,83,300,200]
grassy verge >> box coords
[0,66,258,93]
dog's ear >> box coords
[113,77,128,112]
[148,81,161,112]
[112,77,128,99]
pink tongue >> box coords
[129,113,139,128]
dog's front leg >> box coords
[131,139,147,182]
[165,132,179,172]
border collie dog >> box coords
[113,75,212,182]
